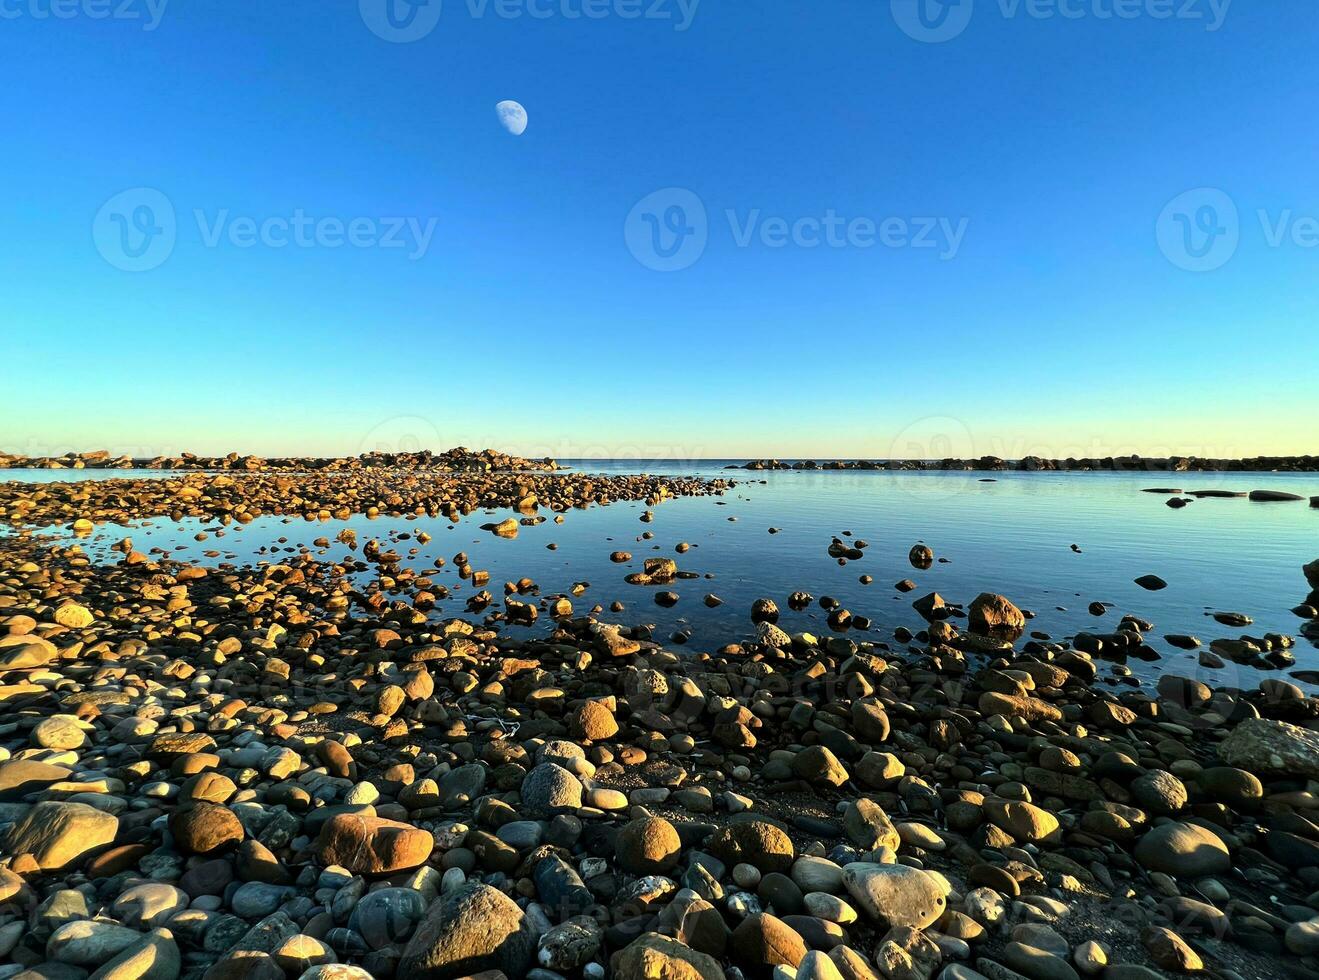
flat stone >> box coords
[4,800,118,871]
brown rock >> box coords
[968,593,1026,638]
[616,816,683,876]
[570,700,619,742]
[315,814,434,876]
[170,803,245,855]
[730,913,806,974]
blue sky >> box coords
[1,0,1316,460]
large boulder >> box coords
[397,882,533,979]
[1219,718,1319,778]
[5,801,118,871]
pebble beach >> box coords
[1,451,1318,980]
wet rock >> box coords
[968,593,1026,638]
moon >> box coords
[495,100,528,136]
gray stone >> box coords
[47,921,142,968]
[520,764,583,819]
[842,863,946,930]
[230,882,295,919]
[87,928,180,980]
[1219,717,1319,778]
[348,887,428,949]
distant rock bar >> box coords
[734,454,1319,472]
[0,446,557,472]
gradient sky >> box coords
[2,0,1316,460]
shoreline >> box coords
[0,468,735,530]
[736,455,1319,473]
[0,447,559,473]
[5,446,1319,475]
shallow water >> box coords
[6,464,1318,694]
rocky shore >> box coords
[0,469,732,531]
[2,475,1319,980]
[0,448,557,473]
[735,456,1319,473]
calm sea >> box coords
[3,463,1316,692]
